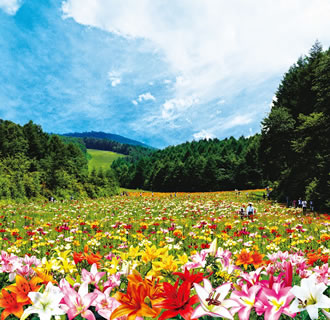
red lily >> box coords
[173,268,205,284]
[155,280,199,320]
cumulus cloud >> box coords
[0,0,23,15]
[108,71,121,87]
[193,129,215,141]
[138,92,155,102]
[161,96,199,121]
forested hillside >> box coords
[260,42,330,210]
[0,120,118,200]
[112,135,262,192]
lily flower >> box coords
[60,279,98,320]
[173,268,205,284]
[81,263,106,287]
[6,274,42,304]
[0,289,27,320]
[192,279,239,320]
[255,283,296,320]
[289,275,330,320]
[230,284,261,320]
[20,282,65,320]
[110,281,161,320]
[94,288,121,320]
[155,280,198,320]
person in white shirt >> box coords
[302,200,307,214]
[246,203,255,217]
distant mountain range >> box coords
[63,131,155,149]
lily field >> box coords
[0,190,329,320]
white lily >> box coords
[21,282,65,320]
[192,279,239,320]
[289,275,330,320]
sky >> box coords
[0,0,330,148]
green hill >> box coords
[87,149,124,172]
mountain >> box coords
[63,131,154,149]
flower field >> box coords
[0,190,329,320]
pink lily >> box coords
[313,263,329,285]
[103,272,121,291]
[60,279,98,320]
[184,251,208,270]
[192,279,239,319]
[81,263,106,287]
[238,267,264,288]
[94,288,121,319]
[230,284,261,320]
[255,283,296,320]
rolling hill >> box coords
[87,149,124,172]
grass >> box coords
[87,148,124,172]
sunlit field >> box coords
[0,190,329,319]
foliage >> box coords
[260,41,330,210]
[112,135,264,192]
[0,120,119,200]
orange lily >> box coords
[6,274,42,304]
[235,249,254,270]
[85,252,102,266]
[251,251,265,269]
[111,272,163,320]
[33,267,57,284]
[0,289,27,320]
[128,272,164,305]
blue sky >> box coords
[1,0,330,148]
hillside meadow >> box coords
[87,149,125,172]
[0,190,329,320]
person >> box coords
[293,199,297,208]
[298,198,302,208]
[246,203,255,218]
[240,206,245,219]
[302,200,307,214]
[309,200,314,212]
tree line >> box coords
[112,135,262,192]
[0,120,118,200]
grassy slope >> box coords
[87,149,124,172]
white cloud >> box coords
[0,0,23,15]
[107,71,121,87]
[138,92,155,102]
[132,100,138,106]
[193,130,215,141]
[221,114,253,130]
[62,0,330,144]
[62,0,330,104]
[161,96,199,120]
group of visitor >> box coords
[292,198,314,213]
[239,202,256,220]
